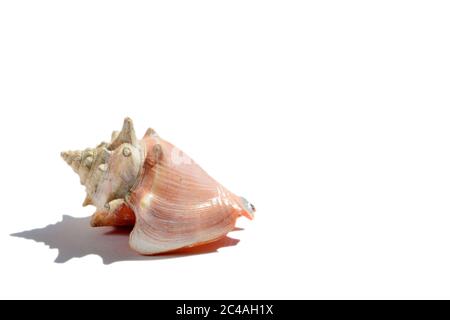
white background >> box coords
[1,1,450,299]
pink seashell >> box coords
[61,118,254,255]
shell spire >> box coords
[61,148,96,185]
[60,150,82,175]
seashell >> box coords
[61,117,255,255]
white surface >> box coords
[1,1,450,299]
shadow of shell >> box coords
[11,215,241,265]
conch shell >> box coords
[61,118,254,255]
